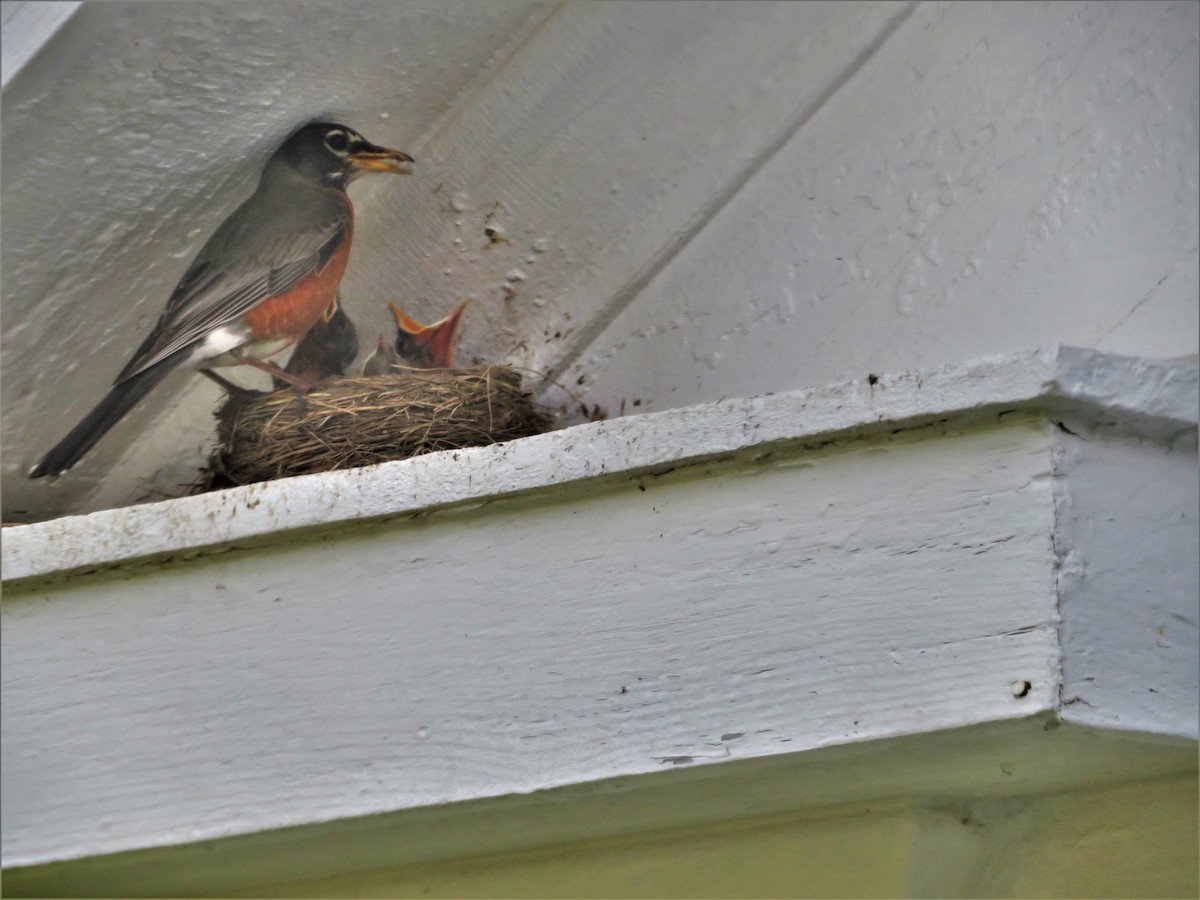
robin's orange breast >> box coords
[240,230,353,345]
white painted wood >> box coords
[355,0,916,386]
[2,348,1195,873]
[4,346,1195,583]
[1054,428,1199,738]
[0,0,553,522]
[559,0,1200,420]
[0,420,1064,866]
[5,1,1194,530]
[0,0,80,88]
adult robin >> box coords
[29,122,412,478]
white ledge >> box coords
[4,345,1195,584]
[2,346,1195,875]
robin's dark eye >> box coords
[325,132,349,153]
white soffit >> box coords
[9,0,1194,527]
[2,1,915,524]
[0,0,80,89]
[4,722,1196,898]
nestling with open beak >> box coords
[360,299,468,374]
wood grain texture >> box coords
[4,346,1193,583]
[349,1,916,374]
[3,348,1193,871]
[1054,425,1199,738]
[5,721,1195,897]
[2,421,1060,866]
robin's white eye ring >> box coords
[325,131,349,153]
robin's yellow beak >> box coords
[348,144,414,174]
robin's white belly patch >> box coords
[190,327,291,369]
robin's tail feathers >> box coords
[29,351,189,479]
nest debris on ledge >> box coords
[194,365,552,491]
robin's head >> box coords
[272,122,413,188]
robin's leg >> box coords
[233,352,315,393]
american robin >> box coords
[273,296,360,390]
[389,299,467,369]
[30,122,412,478]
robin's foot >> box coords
[271,370,318,393]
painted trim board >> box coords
[4,345,1195,584]
[3,722,1195,898]
[2,346,1195,877]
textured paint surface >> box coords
[6,347,1195,583]
[1,4,1195,884]
[0,1,81,86]
[563,1,1199,419]
[4,349,1192,877]
[3,3,1197,523]
[353,2,916,383]
[4,720,1195,896]
[244,775,1198,900]
[0,423,1062,866]
[1055,427,1199,738]
[5,2,1195,522]
[1,0,553,521]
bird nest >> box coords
[195,365,552,490]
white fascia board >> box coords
[1054,428,1199,738]
[1,346,1196,871]
[4,345,1195,584]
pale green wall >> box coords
[252,773,1197,898]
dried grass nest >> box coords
[195,365,553,491]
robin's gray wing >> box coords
[116,185,350,383]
